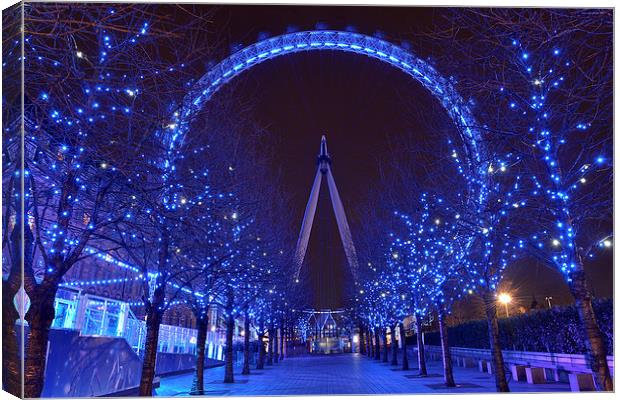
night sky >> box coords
[197,5,612,309]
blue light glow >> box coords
[161,30,488,217]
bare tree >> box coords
[5,4,221,396]
[2,5,27,396]
[423,8,613,390]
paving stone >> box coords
[405,373,443,378]
[157,353,571,396]
[425,383,484,389]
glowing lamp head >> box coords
[498,293,512,304]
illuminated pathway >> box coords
[156,353,571,396]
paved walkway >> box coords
[157,353,570,396]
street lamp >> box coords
[545,296,553,309]
[498,293,512,317]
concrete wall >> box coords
[40,329,143,397]
[18,327,223,397]
[155,353,196,376]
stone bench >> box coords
[478,360,492,374]
[510,364,527,382]
[568,373,596,392]
[508,362,597,390]
[424,345,613,392]
[456,356,477,368]
[525,367,546,384]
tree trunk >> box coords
[415,313,428,376]
[191,313,209,394]
[374,330,381,360]
[19,223,45,398]
[224,290,235,383]
[359,327,366,355]
[483,292,509,392]
[3,219,27,398]
[382,328,389,362]
[267,326,274,365]
[138,305,163,396]
[279,324,285,360]
[242,310,250,375]
[569,269,613,391]
[139,231,169,396]
[286,324,291,357]
[257,331,266,369]
[391,324,399,365]
[284,324,289,357]
[23,285,57,398]
[438,306,455,387]
[2,279,22,397]
[368,331,373,358]
[273,327,279,364]
[400,323,409,370]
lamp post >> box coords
[498,293,512,317]
[545,296,553,309]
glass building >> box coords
[45,285,230,360]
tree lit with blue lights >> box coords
[2,4,612,398]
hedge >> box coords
[424,299,613,355]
